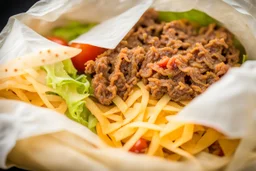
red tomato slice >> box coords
[47,36,68,46]
[129,138,148,153]
[70,43,106,72]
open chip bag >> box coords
[1,0,256,170]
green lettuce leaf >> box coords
[158,9,216,26]
[233,38,247,63]
[242,54,248,64]
[42,59,97,132]
[62,59,77,78]
[52,21,96,41]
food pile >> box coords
[0,9,245,160]
[85,9,240,105]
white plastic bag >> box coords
[1,0,256,170]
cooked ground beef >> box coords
[85,9,240,105]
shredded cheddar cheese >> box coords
[0,68,240,161]
[87,82,240,161]
[0,68,67,114]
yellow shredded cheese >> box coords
[218,139,240,156]
[96,123,114,147]
[0,71,67,114]
[11,88,30,103]
[56,101,68,114]
[113,126,136,141]
[106,114,123,122]
[25,75,55,109]
[108,133,123,148]
[160,138,195,160]
[167,154,182,161]
[181,133,202,153]
[2,69,240,161]
[90,82,240,161]
[0,90,20,100]
[173,124,194,148]
[125,88,142,107]
[85,98,110,130]
[192,128,221,154]
[126,122,163,131]
[160,121,184,137]
[0,80,36,92]
[113,95,128,114]
[122,103,141,125]
[147,132,160,155]
[103,106,120,115]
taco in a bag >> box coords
[0,6,248,167]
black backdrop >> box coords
[0,1,39,171]
[0,0,39,31]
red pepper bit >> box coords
[129,138,148,154]
[157,56,170,68]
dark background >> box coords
[0,0,39,31]
[0,1,39,170]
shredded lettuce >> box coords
[42,59,97,132]
[158,9,217,26]
[242,54,248,64]
[233,38,247,63]
[62,59,77,78]
[159,9,246,63]
[52,21,96,41]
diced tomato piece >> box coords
[157,56,170,68]
[47,36,68,46]
[129,138,148,153]
[70,43,106,72]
